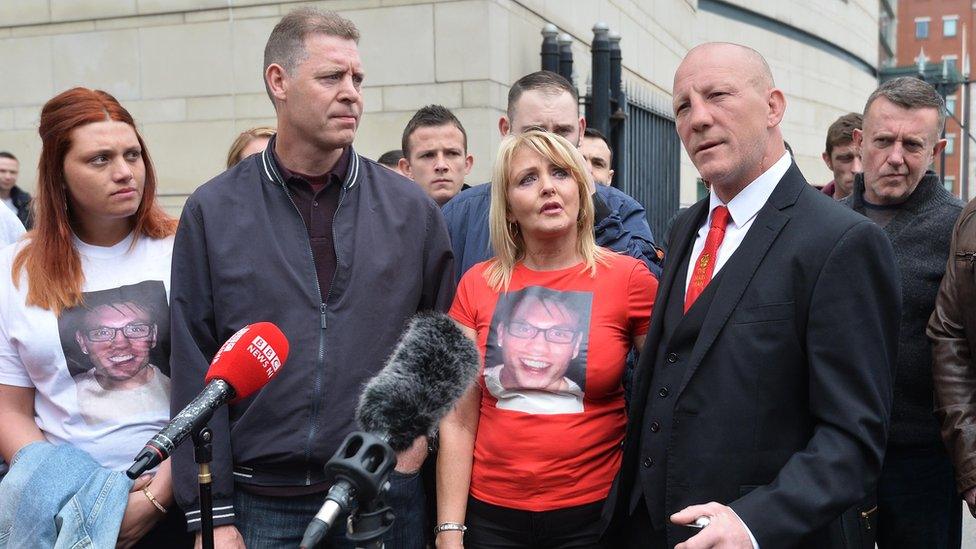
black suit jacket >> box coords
[604,164,900,547]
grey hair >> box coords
[864,77,946,135]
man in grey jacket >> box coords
[842,76,964,548]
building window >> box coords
[944,16,959,38]
[916,17,930,39]
[947,95,957,115]
[945,176,955,193]
[946,133,956,155]
[943,55,958,73]
[696,177,709,200]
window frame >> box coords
[944,15,959,38]
[916,17,931,39]
[942,54,959,73]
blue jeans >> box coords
[235,470,427,548]
[876,445,962,549]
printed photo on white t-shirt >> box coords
[56,280,170,426]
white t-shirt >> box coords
[0,203,24,248]
[75,364,171,426]
[0,232,174,471]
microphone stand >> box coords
[346,496,395,549]
[299,432,396,549]
[192,427,215,549]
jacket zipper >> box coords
[859,505,878,531]
[307,170,352,483]
[278,179,327,486]
[268,148,356,485]
[323,155,354,327]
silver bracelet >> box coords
[434,522,467,535]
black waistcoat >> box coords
[632,234,725,530]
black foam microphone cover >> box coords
[355,312,480,452]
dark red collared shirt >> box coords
[273,146,350,304]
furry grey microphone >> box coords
[355,311,480,452]
[301,313,479,548]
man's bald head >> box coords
[681,42,775,92]
[672,42,786,201]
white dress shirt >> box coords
[682,151,791,549]
[685,152,792,293]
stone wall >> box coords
[0,0,878,213]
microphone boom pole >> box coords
[127,379,232,479]
[193,427,215,549]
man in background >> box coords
[442,70,662,281]
[844,77,963,548]
[399,105,473,206]
[580,128,614,186]
[821,113,862,200]
[378,149,408,176]
[0,152,31,229]
[929,197,976,525]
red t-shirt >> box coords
[449,251,657,511]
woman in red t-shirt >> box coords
[436,130,657,548]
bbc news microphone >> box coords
[300,312,480,549]
[139,322,288,549]
[127,322,289,479]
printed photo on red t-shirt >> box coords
[484,286,592,415]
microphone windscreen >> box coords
[356,312,480,452]
[205,322,289,402]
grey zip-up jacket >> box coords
[169,142,455,530]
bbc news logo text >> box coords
[248,335,282,378]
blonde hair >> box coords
[485,130,608,291]
[226,126,276,168]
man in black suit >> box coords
[603,42,900,548]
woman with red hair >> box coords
[0,88,189,547]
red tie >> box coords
[685,205,731,312]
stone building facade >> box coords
[0,0,879,213]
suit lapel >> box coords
[674,165,805,397]
[631,200,707,421]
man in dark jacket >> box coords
[169,9,454,548]
[929,198,976,522]
[842,77,964,548]
[605,42,898,549]
[0,152,31,229]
